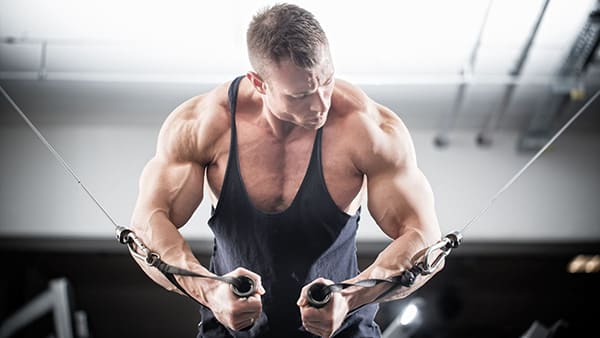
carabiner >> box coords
[116,226,162,266]
[419,231,463,274]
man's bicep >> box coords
[367,164,439,241]
[133,157,205,228]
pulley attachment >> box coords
[116,225,256,298]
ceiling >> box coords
[0,0,599,134]
[1,0,598,80]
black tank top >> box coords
[197,76,380,338]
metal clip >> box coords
[419,231,462,274]
[118,227,161,266]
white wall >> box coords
[1,122,598,242]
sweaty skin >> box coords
[130,49,442,336]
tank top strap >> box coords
[209,75,245,219]
[297,127,324,195]
[227,75,245,134]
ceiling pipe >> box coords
[38,41,48,81]
[434,0,494,149]
[475,0,551,148]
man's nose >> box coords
[310,88,328,113]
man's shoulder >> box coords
[167,82,231,126]
[331,79,370,118]
[331,79,413,172]
[156,81,233,163]
[332,79,406,139]
[167,77,260,128]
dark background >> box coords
[1,238,598,338]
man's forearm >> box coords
[130,209,217,306]
[343,227,442,309]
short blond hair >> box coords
[246,3,329,77]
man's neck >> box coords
[261,107,310,141]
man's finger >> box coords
[231,315,256,331]
[303,322,324,337]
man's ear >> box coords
[246,71,267,95]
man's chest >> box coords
[207,128,363,213]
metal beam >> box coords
[519,3,600,152]
[0,278,75,338]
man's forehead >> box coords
[275,61,334,94]
[295,70,333,93]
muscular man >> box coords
[130,3,442,337]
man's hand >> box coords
[204,267,265,331]
[297,278,349,337]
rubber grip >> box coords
[230,276,256,298]
[306,283,332,308]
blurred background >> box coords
[0,0,599,337]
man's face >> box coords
[261,48,335,130]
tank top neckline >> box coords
[235,128,322,217]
